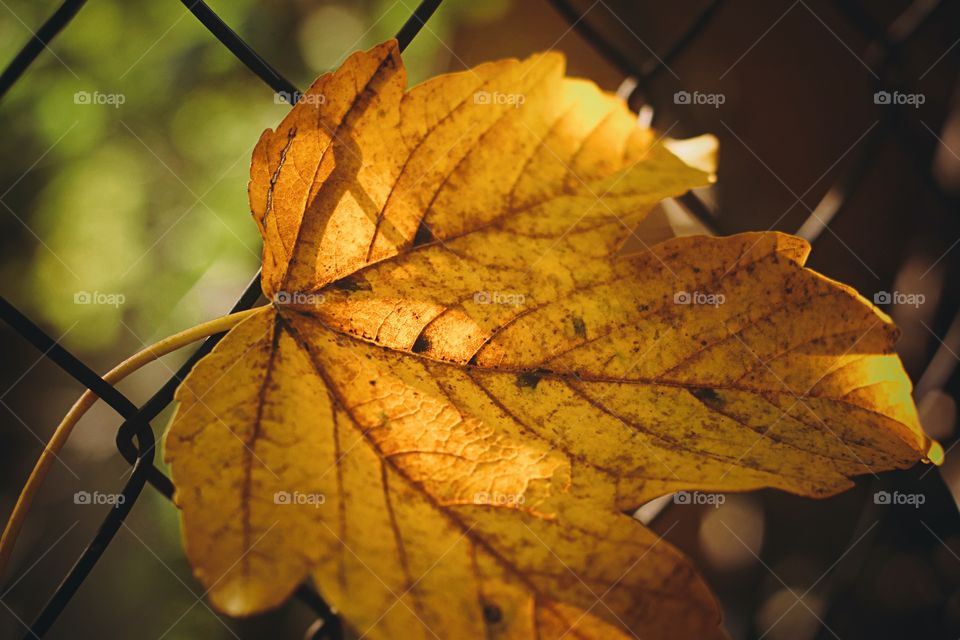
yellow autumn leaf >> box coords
[163,40,936,640]
[310,231,935,505]
[249,40,714,298]
[168,305,722,639]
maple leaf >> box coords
[164,40,937,639]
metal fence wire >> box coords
[0,0,958,638]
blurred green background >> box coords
[0,0,516,354]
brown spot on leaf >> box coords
[690,387,721,405]
[572,316,587,338]
[412,333,432,353]
[412,220,434,247]
[331,275,372,292]
[483,603,502,624]
[516,369,551,390]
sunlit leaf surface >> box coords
[165,40,935,639]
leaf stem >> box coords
[0,306,265,580]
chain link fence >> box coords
[1,0,958,638]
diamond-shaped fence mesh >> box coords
[1,1,958,638]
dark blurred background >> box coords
[1,1,959,638]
